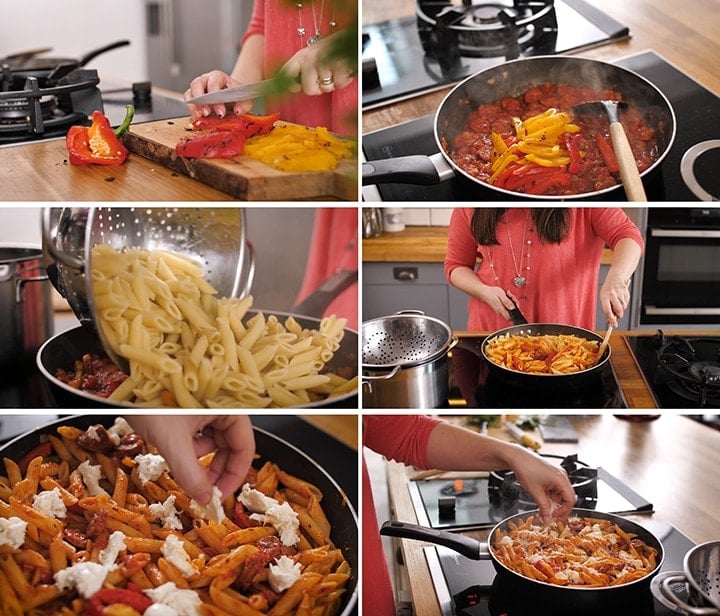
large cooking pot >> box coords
[0,245,53,368]
[0,414,358,616]
[362,55,676,200]
[362,311,458,408]
[381,509,664,607]
[36,312,358,409]
[2,41,130,84]
[481,322,610,393]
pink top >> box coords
[362,415,441,615]
[444,208,644,331]
[243,0,357,134]
[294,208,357,330]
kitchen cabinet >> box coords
[363,261,630,331]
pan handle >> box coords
[380,520,489,561]
[652,571,719,616]
[362,153,454,186]
[78,40,131,66]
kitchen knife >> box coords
[185,78,288,105]
[504,421,542,450]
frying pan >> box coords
[362,55,676,200]
[0,414,358,616]
[381,509,664,605]
[36,312,358,409]
[2,41,130,84]
[480,322,610,393]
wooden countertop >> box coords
[362,0,720,134]
[382,414,720,616]
[362,226,613,264]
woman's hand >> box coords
[511,450,576,525]
[478,285,521,322]
[281,31,355,96]
[184,70,254,120]
[599,273,631,328]
[128,415,255,505]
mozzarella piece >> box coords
[54,561,108,599]
[162,534,198,577]
[145,582,202,616]
[238,484,300,546]
[107,417,134,445]
[32,488,67,519]
[189,485,225,523]
[77,460,109,497]
[0,516,27,549]
[268,555,302,592]
[135,452,170,485]
[149,494,183,530]
[99,530,126,569]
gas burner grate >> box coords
[655,332,720,408]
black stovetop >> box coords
[448,338,627,409]
[362,0,629,109]
[362,50,720,201]
[426,521,695,616]
[625,332,720,409]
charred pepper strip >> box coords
[66,105,134,166]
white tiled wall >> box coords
[399,207,453,226]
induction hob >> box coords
[362,50,720,201]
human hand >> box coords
[511,450,576,525]
[128,415,255,505]
[281,31,355,97]
[184,70,254,120]
[599,274,631,328]
[479,286,520,322]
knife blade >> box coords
[504,421,541,450]
[185,78,286,105]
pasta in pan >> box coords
[492,514,658,587]
[484,333,600,375]
[0,418,352,615]
[84,244,357,408]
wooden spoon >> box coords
[596,323,613,364]
[573,100,647,201]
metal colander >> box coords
[685,541,720,611]
[42,207,255,369]
[362,311,454,368]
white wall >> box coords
[0,207,42,246]
[1,2,148,82]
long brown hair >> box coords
[471,208,571,245]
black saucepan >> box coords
[362,55,676,200]
[480,322,610,393]
[2,40,130,84]
[381,509,664,606]
[36,312,358,409]
[0,414,357,616]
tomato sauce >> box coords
[448,83,662,196]
[55,353,128,398]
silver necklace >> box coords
[505,212,532,287]
[296,0,337,47]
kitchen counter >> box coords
[362,0,720,134]
[382,413,720,616]
[363,226,614,264]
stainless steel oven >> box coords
[632,207,720,328]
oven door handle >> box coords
[650,228,720,238]
[646,306,720,316]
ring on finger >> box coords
[318,75,334,86]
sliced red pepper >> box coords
[561,132,585,175]
[66,109,130,166]
[191,112,280,136]
[18,441,53,475]
[594,131,619,174]
[176,129,247,158]
[83,587,153,616]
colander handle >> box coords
[654,571,719,615]
[41,208,85,271]
[362,365,401,382]
[394,309,425,316]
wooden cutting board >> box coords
[122,117,358,201]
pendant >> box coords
[513,276,526,287]
[307,33,323,45]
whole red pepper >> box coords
[66,105,134,166]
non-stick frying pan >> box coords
[480,322,610,393]
[0,414,358,616]
[362,55,676,200]
[36,313,358,409]
[381,509,664,606]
